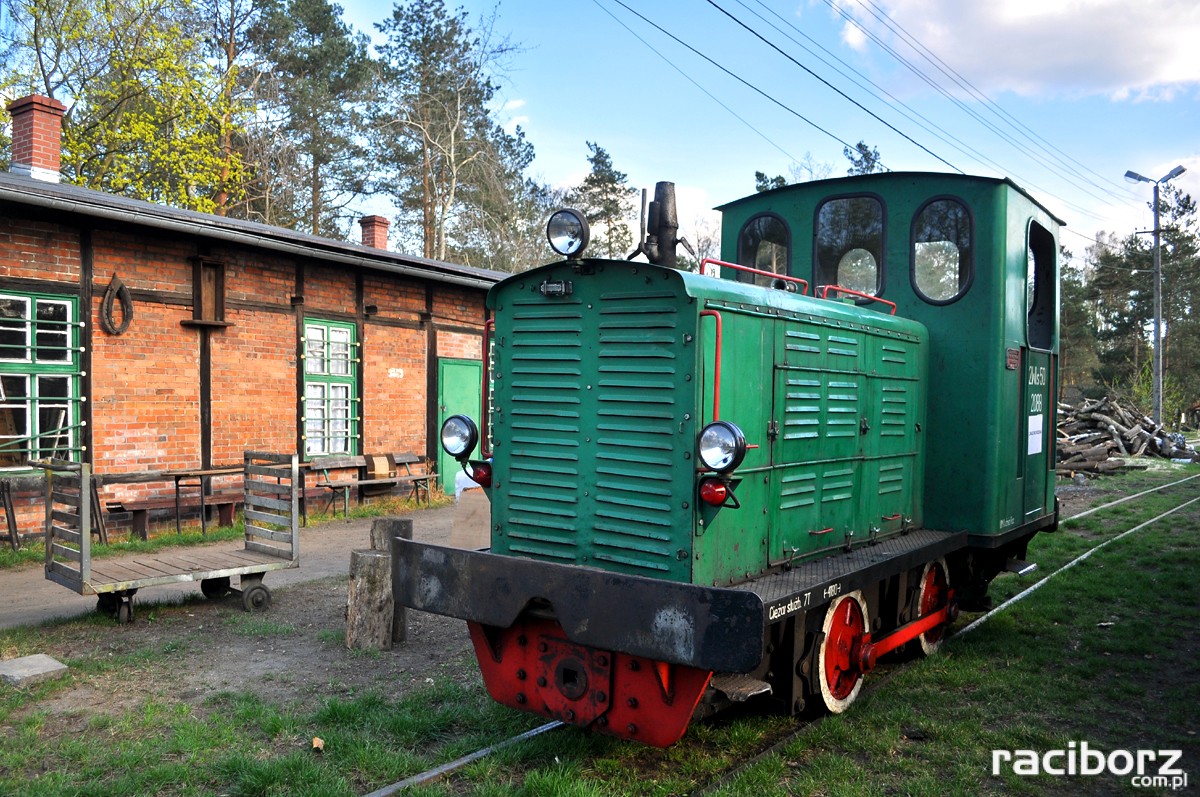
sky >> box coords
[341,0,1200,263]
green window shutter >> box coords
[0,292,82,466]
[302,318,358,457]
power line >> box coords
[586,0,802,166]
[814,0,1120,212]
[715,0,1106,221]
[601,0,859,154]
[738,0,994,167]
[850,0,1138,203]
[706,0,962,173]
[731,0,1107,222]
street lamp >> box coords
[1124,164,1186,427]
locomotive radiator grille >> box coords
[592,291,681,574]
[498,286,689,579]
[505,302,584,559]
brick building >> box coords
[0,94,500,536]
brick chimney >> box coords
[7,95,67,183]
[359,215,390,250]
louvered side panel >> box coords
[592,292,683,575]
[781,376,821,443]
[502,301,584,560]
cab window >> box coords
[1027,221,1056,350]
[737,214,790,287]
[912,198,972,303]
[815,195,883,295]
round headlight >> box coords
[698,421,747,473]
[440,414,479,460]
[547,209,590,258]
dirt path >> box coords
[3,505,480,725]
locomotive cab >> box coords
[718,173,1063,604]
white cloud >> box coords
[843,0,1200,99]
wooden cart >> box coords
[41,451,300,623]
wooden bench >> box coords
[310,453,432,516]
[106,490,243,540]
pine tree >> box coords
[374,0,508,259]
[569,142,636,259]
[251,0,375,237]
[843,140,884,175]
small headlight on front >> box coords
[547,209,590,258]
[441,414,479,460]
[698,421,747,473]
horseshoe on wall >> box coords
[99,274,133,335]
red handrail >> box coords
[818,284,897,314]
[698,258,809,295]
[699,309,722,421]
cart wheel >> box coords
[116,601,132,625]
[242,584,271,612]
[97,594,119,616]
[201,577,232,599]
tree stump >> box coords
[346,549,393,651]
[370,516,412,552]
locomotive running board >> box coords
[392,540,764,673]
[742,529,967,624]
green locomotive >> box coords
[395,172,1061,747]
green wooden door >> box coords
[437,358,483,493]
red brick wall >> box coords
[90,229,198,494]
[93,231,194,293]
[210,308,297,463]
[362,324,427,454]
[432,284,482,326]
[437,330,483,360]
[0,210,491,533]
[0,219,81,282]
[92,299,201,474]
[303,262,356,316]
[364,273,426,323]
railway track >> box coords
[362,473,1200,796]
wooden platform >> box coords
[46,545,296,595]
[92,548,291,590]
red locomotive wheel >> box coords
[916,558,949,656]
[818,591,869,713]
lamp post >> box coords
[1124,164,1186,427]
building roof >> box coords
[0,171,505,291]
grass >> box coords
[0,490,453,570]
[0,467,1196,795]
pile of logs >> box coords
[1057,397,1200,475]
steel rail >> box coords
[1060,472,1199,522]
[361,721,563,796]
[955,489,1200,638]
